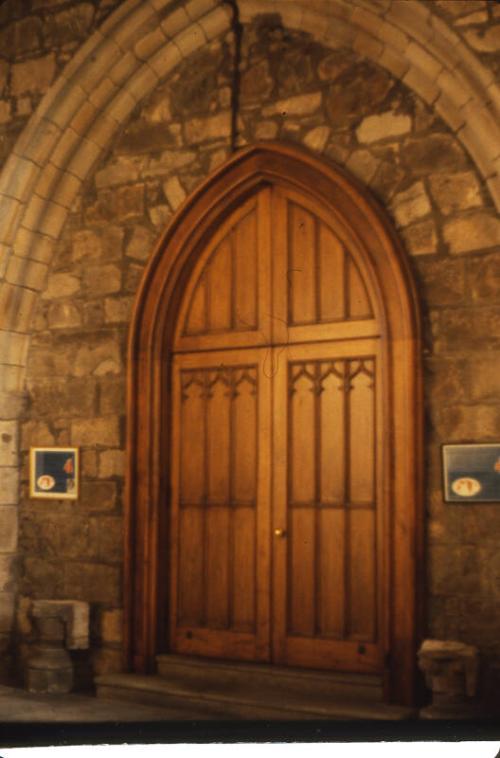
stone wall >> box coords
[0,0,498,690]
[0,0,122,682]
[13,11,500,682]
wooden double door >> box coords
[169,183,385,674]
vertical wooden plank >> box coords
[319,368,345,504]
[271,345,288,662]
[349,366,375,504]
[256,349,272,661]
[234,210,257,330]
[180,374,205,504]
[177,507,204,625]
[207,374,230,504]
[185,276,207,334]
[232,507,256,632]
[318,508,345,637]
[205,506,230,628]
[257,188,273,344]
[208,238,232,330]
[319,224,345,321]
[288,508,315,636]
[271,188,289,345]
[290,368,315,504]
[348,257,372,319]
[289,202,316,324]
[348,509,376,640]
[233,371,257,503]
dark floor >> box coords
[0,684,200,722]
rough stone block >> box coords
[262,92,322,118]
[141,150,196,178]
[0,507,17,550]
[61,562,120,605]
[72,226,124,262]
[184,111,231,143]
[424,358,469,406]
[0,593,15,634]
[98,449,125,478]
[254,121,279,141]
[428,172,482,215]
[415,257,465,306]
[434,404,500,441]
[464,25,500,53]
[44,3,95,46]
[21,556,62,598]
[83,264,121,297]
[122,262,144,294]
[28,378,97,419]
[89,516,123,561]
[403,219,438,255]
[402,135,468,174]
[104,296,134,324]
[303,126,330,153]
[71,416,120,447]
[0,470,18,506]
[41,273,80,300]
[47,302,82,329]
[0,61,8,96]
[100,608,123,644]
[469,357,500,401]
[163,176,186,210]
[391,181,431,227]
[21,420,55,450]
[444,212,500,254]
[356,111,411,143]
[95,158,141,189]
[11,54,56,96]
[72,336,123,378]
[0,101,11,125]
[0,554,15,592]
[434,0,486,17]
[468,253,500,301]
[98,379,125,415]
[79,480,117,512]
[0,16,42,58]
[0,421,17,467]
[90,184,144,223]
[81,450,98,479]
[125,225,154,261]
[434,307,500,352]
[345,150,380,185]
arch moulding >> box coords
[125,142,424,707]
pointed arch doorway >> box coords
[125,143,423,707]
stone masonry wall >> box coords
[0,0,122,682]
[14,11,500,682]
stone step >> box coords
[95,671,415,721]
[156,654,384,703]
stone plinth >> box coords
[418,639,480,719]
[25,600,89,694]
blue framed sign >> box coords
[30,447,79,500]
[442,443,500,503]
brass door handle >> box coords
[274,528,286,537]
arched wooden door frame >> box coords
[124,142,424,707]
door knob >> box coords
[274,528,286,537]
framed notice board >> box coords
[442,443,500,503]
[30,447,79,500]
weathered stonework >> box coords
[0,0,496,693]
